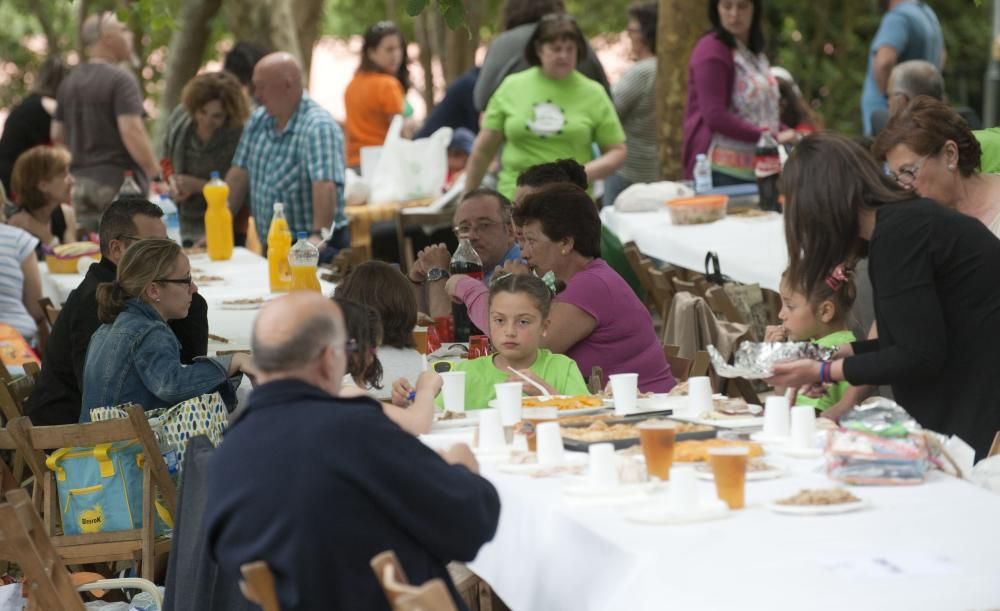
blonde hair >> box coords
[11,145,72,212]
[96,239,181,323]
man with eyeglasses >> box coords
[25,196,209,426]
[407,188,521,317]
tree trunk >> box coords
[656,0,707,179]
[224,0,303,66]
[443,0,479,83]
[75,0,91,59]
[30,2,61,55]
[153,0,224,150]
[413,10,436,111]
[293,0,325,79]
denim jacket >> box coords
[81,298,235,422]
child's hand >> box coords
[414,370,443,398]
[507,370,554,396]
[391,378,415,407]
[764,325,788,343]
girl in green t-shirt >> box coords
[764,266,857,411]
[391,273,588,410]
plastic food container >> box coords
[666,194,729,225]
[45,242,101,273]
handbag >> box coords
[47,440,172,536]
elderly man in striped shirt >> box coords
[224,52,349,257]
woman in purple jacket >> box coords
[682,0,796,183]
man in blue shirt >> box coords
[224,52,349,253]
[861,0,945,136]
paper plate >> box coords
[431,412,479,430]
[695,464,785,481]
[561,480,660,498]
[496,452,587,474]
[626,498,730,525]
[218,299,267,310]
[766,499,868,516]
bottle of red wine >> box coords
[754,129,781,212]
[450,238,484,341]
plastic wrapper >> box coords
[707,341,838,379]
[839,397,922,438]
[826,428,928,485]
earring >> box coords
[948,164,956,170]
[561,249,567,255]
[155,298,161,303]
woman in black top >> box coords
[766,133,1000,460]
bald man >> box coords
[224,53,349,257]
[205,293,500,611]
[52,12,161,232]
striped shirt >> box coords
[0,224,39,341]
[613,57,660,183]
[232,92,347,245]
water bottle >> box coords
[754,129,781,212]
[288,231,321,292]
[449,238,483,341]
[118,170,143,197]
[157,194,182,245]
[150,420,180,479]
[693,154,713,193]
[129,591,160,610]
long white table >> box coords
[602,207,787,291]
[443,433,1000,610]
[40,247,336,352]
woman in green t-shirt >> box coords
[392,273,588,410]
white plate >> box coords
[489,396,612,417]
[626,498,730,525]
[218,300,267,310]
[766,499,868,516]
[562,480,660,498]
[776,446,823,459]
[695,464,785,481]
[431,412,479,430]
[497,453,587,474]
[750,431,791,444]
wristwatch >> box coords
[426,267,451,282]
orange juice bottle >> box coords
[288,231,321,292]
[267,203,292,292]
[202,171,234,261]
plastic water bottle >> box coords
[288,232,321,292]
[129,591,160,610]
[693,154,713,193]
[150,420,180,478]
[118,170,143,197]
[157,194,182,245]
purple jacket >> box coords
[682,33,763,178]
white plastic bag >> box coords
[368,116,452,204]
[613,181,695,212]
[0,583,24,611]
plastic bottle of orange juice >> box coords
[288,232,321,292]
[267,203,292,292]
[202,171,234,261]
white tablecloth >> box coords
[458,442,1000,610]
[601,208,787,291]
[40,247,336,352]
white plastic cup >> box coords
[440,371,466,413]
[687,376,714,418]
[666,466,699,513]
[476,408,506,451]
[789,405,817,449]
[762,395,791,438]
[609,373,639,416]
[494,382,523,426]
[535,421,565,466]
[588,443,619,490]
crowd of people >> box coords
[3,0,1000,609]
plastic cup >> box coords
[412,327,429,354]
[440,371,466,413]
[666,466,699,513]
[476,408,506,451]
[762,395,791,438]
[535,421,565,466]
[522,407,558,452]
[588,443,619,490]
[687,376,713,418]
[609,373,638,416]
[494,382,523,425]
[638,420,677,480]
[708,446,749,509]
[789,405,817,449]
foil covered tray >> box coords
[708,342,839,379]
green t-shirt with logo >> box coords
[435,348,589,410]
[483,67,626,199]
[795,329,856,412]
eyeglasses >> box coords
[155,276,194,287]
[453,220,500,238]
[887,153,931,188]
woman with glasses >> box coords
[764,133,1000,460]
[344,21,411,171]
[463,14,626,199]
[873,95,1000,237]
[80,239,255,421]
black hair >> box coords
[707,0,765,54]
[333,297,384,390]
[627,2,658,53]
[516,159,589,190]
[98,196,164,259]
[513,183,602,259]
[489,272,554,318]
[359,21,411,91]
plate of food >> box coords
[673,439,764,463]
[497,451,587,475]
[560,418,717,451]
[695,458,784,481]
[488,394,611,416]
[219,297,268,310]
[431,410,479,430]
[766,489,867,515]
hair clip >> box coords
[489,271,513,287]
[824,264,848,292]
[537,271,558,295]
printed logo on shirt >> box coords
[525,101,565,138]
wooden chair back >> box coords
[646,267,678,322]
[989,431,1000,458]
[0,488,87,611]
[40,297,61,327]
[664,346,692,382]
[622,243,657,308]
[0,428,27,491]
[690,351,711,379]
[7,406,177,580]
[371,550,459,611]
[705,286,746,324]
[240,561,282,611]
[671,276,710,299]
[0,370,38,422]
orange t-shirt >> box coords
[344,71,405,167]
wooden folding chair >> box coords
[989,431,1000,458]
[705,285,746,325]
[0,428,29,492]
[40,297,61,327]
[0,371,37,422]
[664,345,693,382]
[7,406,177,580]
[371,550,459,611]
[240,561,282,611]
[623,242,657,308]
[690,351,711,379]
[671,276,710,299]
